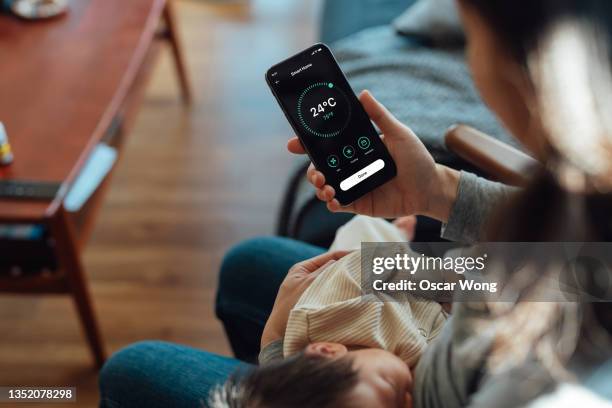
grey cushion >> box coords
[393,0,464,45]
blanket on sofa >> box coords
[333,26,516,162]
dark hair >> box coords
[461,0,612,374]
[466,0,612,325]
[208,353,358,408]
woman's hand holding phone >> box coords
[288,90,460,223]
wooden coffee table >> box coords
[0,0,191,368]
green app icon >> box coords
[358,136,371,150]
[342,145,355,159]
[327,155,339,168]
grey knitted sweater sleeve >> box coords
[258,340,284,365]
[441,171,517,244]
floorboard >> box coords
[0,1,321,406]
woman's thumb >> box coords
[359,90,401,137]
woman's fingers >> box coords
[303,250,352,271]
[307,163,339,204]
[315,188,331,201]
[327,199,355,214]
[307,164,326,188]
[315,187,330,202]
[309,259,336,278]
[322,185,335,200]
[315,185,335,201]
[327,199,341,212]
[359,90,402,137]
[287,136,306,154]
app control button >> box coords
[342,145,355,159]
[327,155,339,168]
[339,159,385,191]
[358,136,371,150]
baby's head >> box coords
[210,342,412,408]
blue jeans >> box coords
[99,237,324,408]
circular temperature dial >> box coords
[297,82,351,138]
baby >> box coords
[211,216,449,408]
[282,215,447,367]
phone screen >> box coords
[266,43,397,205]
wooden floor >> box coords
[0,1,321,406]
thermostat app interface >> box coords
[266,43,396,205]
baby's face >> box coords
[305,343,413,407]
[348,348,413,408]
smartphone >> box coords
[266,43,397,206]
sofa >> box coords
[277,0,511,248]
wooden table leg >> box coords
[50,207,106,369]
[163,0,192,104]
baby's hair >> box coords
[209,352,358,408]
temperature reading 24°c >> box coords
[297,82,351,138]
[310,97,337,118]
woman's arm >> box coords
[442,171,518,244]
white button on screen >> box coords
[339,159,385,191]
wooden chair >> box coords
[444,124,541,186]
